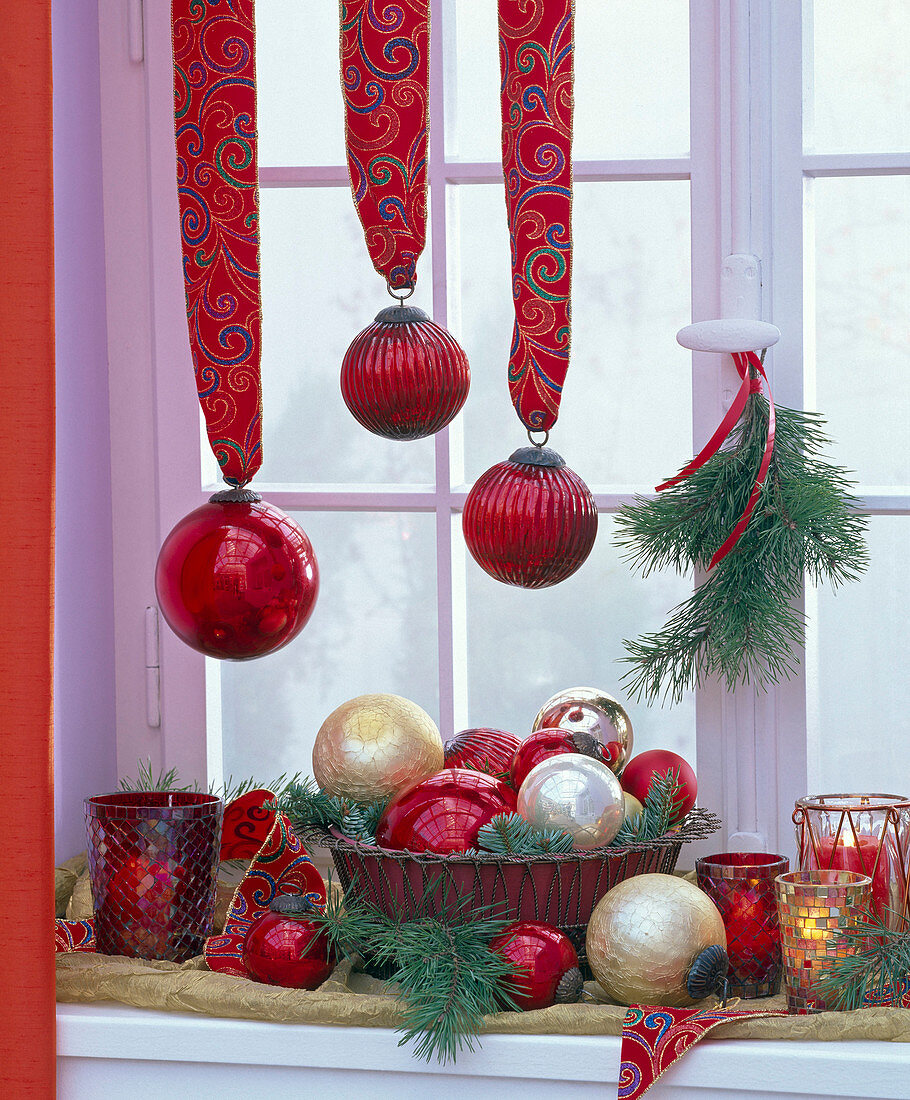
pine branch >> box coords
[476,813,574,855]
[276,777,389,844]
[217,772,302,805]
[815,907,910,1011]
[119,759,197,793]
[612,770,683,845]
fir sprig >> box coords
[276,777,389,844]
[815,907,910,1011]
[119,759,300,804]
[612,769,683,845]
[616,393,868,702]
[309,883,521,1062]
[476,813,575,855]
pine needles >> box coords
[276,777,389,844]
[612,770,682,845]
[476,813,574,855]
[119,759,300,804]
[815,907,910,1012]
[616,394,868,702]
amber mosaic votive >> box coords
[774,869,871,1013]
[85,791,223,962]
[696,852,789,998]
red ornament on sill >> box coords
[242,895,335,990]
[462,446,598,588]
[489,921,583,1011]
[510,727,607,791]
[444,727,522,783]
[155,489,319,660]
[374,768,517,854]
[341,305,470,440]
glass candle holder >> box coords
[695,852,789,998]
[85,791,223,961]
[774,869,872,1013]
[793,794,910,928]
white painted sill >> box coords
[57,1003,910,1099]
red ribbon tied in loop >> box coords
[498,0,573,433]
[340,0,430,291]
[656,351,776,569]
[172,0,263,487]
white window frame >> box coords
[97,0,909,855]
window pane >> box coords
[446,0,690,161]
[452,181,692,489]
[461,514,696,759]
[219,510,439,780]
[256,187,436,484]
[256,0,346,166]
[806,0,910,154]
[808,516,910,792]
[812,175,910,489]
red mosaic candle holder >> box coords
[695,851,789,998]
[85,791,223,961]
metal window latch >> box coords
[145,605,160,728]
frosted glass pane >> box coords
[453,181,691,488]
[256,0,347,166]
[220,510,439,781]
[446,0,689,161]
[809,517,910,792]
[813,176,910,488]
[257,187,435,484]
[807,0,910,154]
[462,514,696,759]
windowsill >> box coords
[57,1002,910,1098]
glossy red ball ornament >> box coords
[242,895,335,989]
[462,446,598,588]
[489,921,583,1011]
[155,489,318,660]
[510,728,608,791]
[374,768,517,854]
[620,749,698,823]
[341,305,470,439]
[443,728,522,783]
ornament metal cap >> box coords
[374,305,431,325]
[508,445,566,468]
[554,966,584,1004]
[686,944,729,1001]
[269,893,318,916]
[208,487,262,504]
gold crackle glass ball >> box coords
[312,693,444,801]
[586,874,726,1006]
[517,755,625,849]
[533,687,633,774]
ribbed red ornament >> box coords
[443,728,522,782]
[155,489,318,660]
[463,446,598,588]
[341,305,470,439]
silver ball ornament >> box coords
[533,686,633,774]
[516,755,624,849]
[586,874,727,1006]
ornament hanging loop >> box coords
[527,428,550,449]
[387,281,415,304]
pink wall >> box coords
[53,0,118,860]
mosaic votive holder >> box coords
[696,852,789,998]
[774,869,872,1013]
[85,791,223,962]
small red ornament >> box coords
[374,768,516,854]
[510,728,607,791]
[489,921,583,1011]
[444,728,522,783]
[341,305,470,440]
[155,489,318,660]
[242,895,335,989]
[462,446,598,588]
[620,749,698,822]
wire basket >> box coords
[310,807,720,969]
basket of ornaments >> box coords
[283,688,719,967]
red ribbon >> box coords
[498,0,573,433]
[340,0,430,291]
[656,351,775,569]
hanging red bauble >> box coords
[341,305,470,440]
[242,895,335,990]
[510,727,608,791]
[443,728,522,783]
[374,768,516,854]
[463,446,597,589]
[155,489,319,660]
[489,920,583,1011]
[620,749,698,823]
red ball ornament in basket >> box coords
[444,727,522,783]
[463,446,598,589]
[341,305,470,440]
[489,921,583,1011]
[621,749,698,824]
[511,727,611,791]
[243,895,336,990]
[155,489,318,660]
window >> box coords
[99,1,909,855]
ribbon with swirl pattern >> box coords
[498,0,573,433]
[340,0,430,292]
[172,0,262,487]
